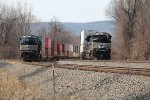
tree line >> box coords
[37,18,77,44]
[0,2,78,59]
[107,0,150,60]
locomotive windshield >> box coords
[20,37,38,45]
[92,35,111,43]
[86,35,111,43]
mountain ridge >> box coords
[35,20,116,36]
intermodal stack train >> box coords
[20,30,112,61]
[20,35,80,61]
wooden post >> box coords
[52,61,56,100]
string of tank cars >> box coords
[22,60,150,76]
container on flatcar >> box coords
[44,37,51,58]
[76,46,80,57]
[73,45,77,57]
[62,44,65,56]
[30,36,81,59]
[69,44,73,57]
[57,43,62,56]
[65,44,69,56]
[73,45,80,57]
[51,41,57,56]
[41,36,45,57]
[73,45,76,57]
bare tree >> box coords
[106,0,150,60]
[0,2,38,58]
[0,3,17,45]
[131,0,150,60]
[37,23,49,37]
[48,18,73,44]
[12,3,37,45]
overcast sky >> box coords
[3,0,111,22]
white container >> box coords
[65,44,69,51]
[77,46,80,53]
[74,46,80,53]
[69,44,73,52]
[73,46,76,52]
[80,30,97,54]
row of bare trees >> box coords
[37,18,80,46]
[38,18,76,44]
[0,3,36,45]
[107,0,150,60]
[0,2,78,59]
[0,2,37,58]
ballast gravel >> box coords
[1,60,150,100]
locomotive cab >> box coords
[20,35,42,61]
[90,33,111,60]
[81,31,112,60]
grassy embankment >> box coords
[0,69,84,100]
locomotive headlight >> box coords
[98,43,111,49]
[26,45,29,50]
[25,45,30,50]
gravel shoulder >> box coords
[1,60,150,100]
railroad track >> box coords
[23,60,150,76]
[61,59,150,63]
[56,64,150,75]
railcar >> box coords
[20,35,80,61]
[80,30,112,60]
[20,35,42,61]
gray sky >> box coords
[3,0,111,22]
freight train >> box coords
[80,30,112,60]
[20,35,80,61]
[20,30,111,61]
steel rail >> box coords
[61,59,150,63]
[22,61,150,76]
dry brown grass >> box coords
[48,95,85,100]
[0,45,18,59]
[0,69,40,100]
[0,69,85,100]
